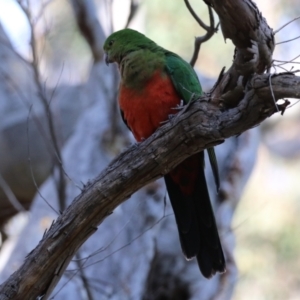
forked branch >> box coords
[184,0,218,66]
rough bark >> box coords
[0,0,297,299]
[205,0,275,107]
[0,71,297,299]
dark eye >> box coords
[109,40,114,46]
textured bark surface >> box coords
[205,0,275,107]
[0,0,297,299]
[0,71,297,299]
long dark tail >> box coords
[164,152,225,278]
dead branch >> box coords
[17,1,67,211]
[0,173,26,213]
[0,0,296,298]
[184,0,218,66]
[0,72,297,299]
[205,0,275,107]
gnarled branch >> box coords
[0,72,297,300]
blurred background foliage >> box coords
[0,0,300,299]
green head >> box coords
[103,29,156,65]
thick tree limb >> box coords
[0,72,297,299]
[0,0,295,298]
[205,0,275,107]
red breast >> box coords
[119,70,181,142]
[119,70,198,196]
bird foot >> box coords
[160,98,195,125]
[171,99,185,111]
[160,114,176,125]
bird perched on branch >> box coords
[103,28,225,278]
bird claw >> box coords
[160,114,176,125]
[177,95,195,116]
[171,99,185,110]
[160,97,196,125]
[171,96,195,116]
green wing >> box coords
[165,52,220,191]
[165,52,202,104]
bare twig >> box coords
[0,67,81,194]
[273,54,300,66]
[0,173,26,213]
[274,16,300,34]
[124,0,141,28]
[26,106,59,215]
[0,70,54,154]
[276,35,300,45]
[76,201,146,260]
[274,64,291,73]
[184,0,211,30]
[184,0,218,66]
[70,213,171,271]
[17,1,67,212]
[73,252,95,300]
[268,74,279,112]
[0,71,296,299]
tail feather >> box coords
[207,147,220,192]
[164,151,225,278]
[164,174,200,259]
[194,167,225,277]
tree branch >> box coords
[0,0,296,298]
[16,0,68,212]
[184,0,218,66]
[205,0,275,107]
[0,72,297,299]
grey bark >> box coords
[0,0,296,299]
[0,69,296,299]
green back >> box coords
[103,28,202,101]
[164,52,203,104]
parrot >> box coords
[103,29,225,278]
